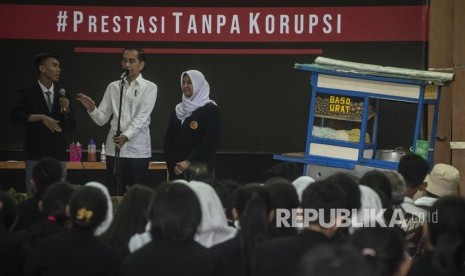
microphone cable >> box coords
[59,87,90,183]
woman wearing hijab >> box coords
[164,70,220,180]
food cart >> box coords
[274,57,454,179]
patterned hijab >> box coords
[175,70,216,123]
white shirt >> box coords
[402,196,429,217]
[414,196,437,209]
[88,74,157,158]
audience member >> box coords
[409,196,465,276]
[16,157,63,231]
[126,180,237,252]
[184,162,214,182]
[212,179,240,227]
[24,185,122,276]
[185,180,237,247]
[355,185,384,228]
[384,170,406,206]
[264,177,299,237]
[100,184,155,256]
[360,170,395,225]
[324,173,362,238]
[291,176,315,203]
[264,162,301,182]
[414,163,459,210]
[351,227,411,276]
[84,181,113,236]
[0,192,23,276]
[120,183,220,276]
[252,179,347,276]
[297,243,371,276]
[212,184,273,276]
[397,153,430,218]
[13,181,75,264]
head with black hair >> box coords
[360,170,392,202]
[264,177,299,237]
[69,186,108,233]
[41,181,75,227]
[264,162,301,182]
[212,179,240,223]
[183,162,213,182]
[350,227,410,276]
[325,172,361,210]
[385,171,406,205]
[123,46,145,62]
[360,170,395,223]
[233,183,273,273]
[122,46,146,83]
[301,179,346,236]
[100,184,156,254]
[0,192,17,234]
[150,182,201,242]
[397,153,429,189]
[427,196,465,276]
[32,157,63,196]
[33,52,59,75]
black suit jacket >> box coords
[10,83,76,160]
[163,103,221,179]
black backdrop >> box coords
[0,0,429,185]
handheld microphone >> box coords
[59,88,66,98]
[58,88,68,114]
[120,69,129,79]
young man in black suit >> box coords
[10,52,75,195]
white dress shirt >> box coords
[88,74,157,158]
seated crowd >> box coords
[0,154,464,276]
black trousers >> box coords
[106,156,150,195]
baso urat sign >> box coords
[0,5,428,42]
[329,96,351,114]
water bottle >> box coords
[100,143,106,162]
[87,139,97,162]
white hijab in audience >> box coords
[184,180,236,247]
[292,176,315,203]
[350,185,383,232]
[85,181,113,236]
[128,180,236,252]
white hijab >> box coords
[183,180,236,247]
[128,180,236,252]
[292,176,315,203]
[175,70,216,123]
[350,185,384,232]
[84,181,113,236]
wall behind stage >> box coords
[1,0,429,159]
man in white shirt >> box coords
[77,47,157,195]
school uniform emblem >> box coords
[190,121,199,129]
